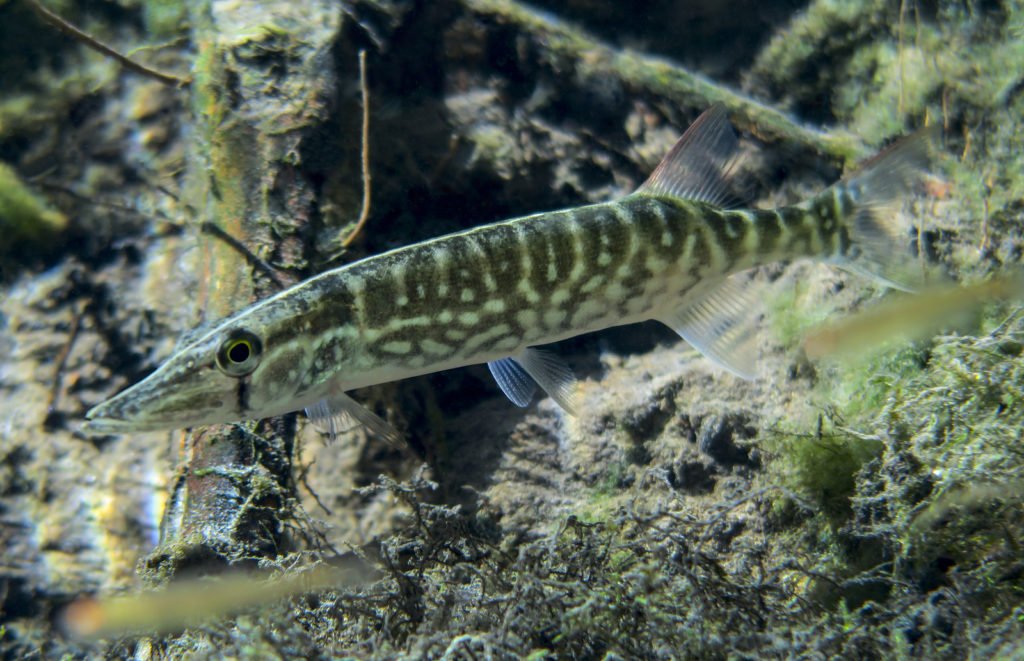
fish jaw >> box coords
[82,325,332,434]
[84,346,242,434]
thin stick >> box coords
[25,0,189,88]
[46,301,85,424]
[340,50,372,249]
[980,193,991,254]
[200,222,286,290]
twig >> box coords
[961,124,972,161]
[199,222,286,290]
[25,0,190,88]
[294,447,334,516]
[980,191,991,255]
[45,301,85,427]
[340,50,373,248]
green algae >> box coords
[763,303,1024,644]
[138,0,189,37]
[768,424,884,524]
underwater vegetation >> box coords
[0,0,1023,659]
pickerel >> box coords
[85,107,934,439]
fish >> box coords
[85,106,935,439]
[63,564,363,636]
[803,273,1024,360]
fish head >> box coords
[84,319,318,433]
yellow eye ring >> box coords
[216,330,262,376]
[225,338,252,364]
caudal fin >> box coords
[833,126,939,290]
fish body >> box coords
[86,107,934,436]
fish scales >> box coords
[342,199,680,371]
[311,193,832,383]
[84,106,934,434]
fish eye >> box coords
[216,329,263,377]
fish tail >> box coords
[823,125,939,290]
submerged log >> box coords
[144,0,342,578]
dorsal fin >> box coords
[636,105,743,208]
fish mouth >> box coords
[83,380,231,434]
[83,384,188,434]
[83,402,201,435]
[81,414,155,434]
[83,400,165,434]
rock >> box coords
[697,413,755,466]
[668,457,716,494]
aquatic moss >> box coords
[823,313,1023,623]
[747,0,890,111]
[768,426,883,524]
[144,474,824,658]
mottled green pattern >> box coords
[84,171,859,432]
[271,189,844,396]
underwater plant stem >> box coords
[340,50,373,249]
[24,0,190,88]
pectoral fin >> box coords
[488,348,579,414]
[305,389,401,445]
[488,357,538,407]
[660,271,763,379]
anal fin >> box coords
[305,388,402,445]
[660,270,763,379]
[488,348,579,414]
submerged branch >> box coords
[462,0,866,162]
[25,0,190,88]
[200,222,286,291]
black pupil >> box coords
[228,341,250,363]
